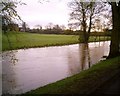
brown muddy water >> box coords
[2,41,110,94]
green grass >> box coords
[22,56,120,95]
[2,31,110,51]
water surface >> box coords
[2,41,110,94]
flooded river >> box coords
[2,41,110,94]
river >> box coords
[2,41,110,94]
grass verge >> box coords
[2,31,110,51]
[22,56,120,95]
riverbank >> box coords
[22,56,120,95]
[2,31,110,51]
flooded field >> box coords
[2,41,110,94]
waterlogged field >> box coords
[24,56,120,94]
[2,31,110,51]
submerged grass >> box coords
[22,56,120,95]
[2,31,110,51]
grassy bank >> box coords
[2,31,110,51]
[22,56,120,95]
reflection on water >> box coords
[67,43,91,75]
[2,51,18,65]
[2,41,110,94]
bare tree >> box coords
[0,0,25,32]
[45,22,54,29]
[60,25,66,30]
[69,0,108,43]
[53,24,61,30]
[35,24,42,30]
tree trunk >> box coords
[86,15,92,42]
[82,9,87,43]
[108,2,120,58]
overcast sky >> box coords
[16,0,71,28]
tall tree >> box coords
[107,1,120,58]
[69,0,106,43]
[0,0,25,50]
